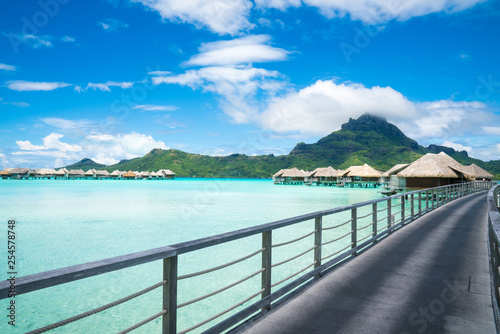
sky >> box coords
[0,0,499,168]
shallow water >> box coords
[0,178,383,333]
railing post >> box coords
[372,203,377,241]
[387,198,392,232]
[314,217,322,271]
[418,192,422,216]
[411,193,415,219]
[401,196,405,224]
[163,256,178,334]
[351,208,357,254]
[262,230,272,306]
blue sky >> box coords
[1,0,499,168]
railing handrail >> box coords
[487,183,500,332]
[0,182,468,297]
[3,181,492,334]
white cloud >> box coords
[0,153,9,168]
[6,80,72,91]
[98,18,129,31]
[132,0,254,35]
[133,104,178,111]
[441,140,471,153]
[151,65,285,123]
[0,99,29,107]
[482,126,500,135]
[259,79,417,135]
[183,35,290,66]
[16,133,83,152]
[84,81,134,92]
[259,0,485,24]
[255,0,301,10]
[41,118,94,130]
[0,63,16,71]
[61,35,76,43]
[400,100,488,139]
[83,132,168,165]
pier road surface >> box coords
[238,191,497,334]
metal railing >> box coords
[487,183,500,331]
[0,181,492,334]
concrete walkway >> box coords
[239,192,497,334]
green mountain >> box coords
[65,114,500,179]
[63,158,106,171]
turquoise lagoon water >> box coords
[0,179,383,333]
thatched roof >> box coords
[342,164,381,178]
[95,170,110,176]
[382,164,409,177]
[313,166,339,177]
[0,168,12,175]
[158,169,175,176]
[140,171,151,177]
[397,152,475,179]
[110,170,121,176]
[68,169,85,175]
[465,164,494,179]
[40,168,57,175]
[10,167,31,174]
[84,169,96,176]
[273,169,285,178]
[123,170,136,178]
[281,168,308,178]
[55,169,66,176]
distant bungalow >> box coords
[339,164,382,187]
[309,166,339,186]
[465,164,494,181]
[0,167,176,181]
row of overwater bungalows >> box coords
[273,152,494,189]
[0,167,175,180]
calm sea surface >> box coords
[1,178,383,333]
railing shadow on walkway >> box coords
[0,181,493,333]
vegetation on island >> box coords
[64,114,500,179]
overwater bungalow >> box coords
[123,170,137,179]
[84,169,96,179]
[55,168,69,179]
[68,169,85,179]
[382,164,409,189]
[95,170,110,179]
[310,166,339,186]
[465,164,494,181]
[0,168,13,179]
[109,170,122,179]
[396,152,475,188]
[9,167,32,179]
[139,171,151,179]
[280,168,308,185]
[157,169,175,179]
[36,168,57,179]
[340,164,382,187]
[272,169,285,184]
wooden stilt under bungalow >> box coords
[340,164,382,187]
[396,152,476,188]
